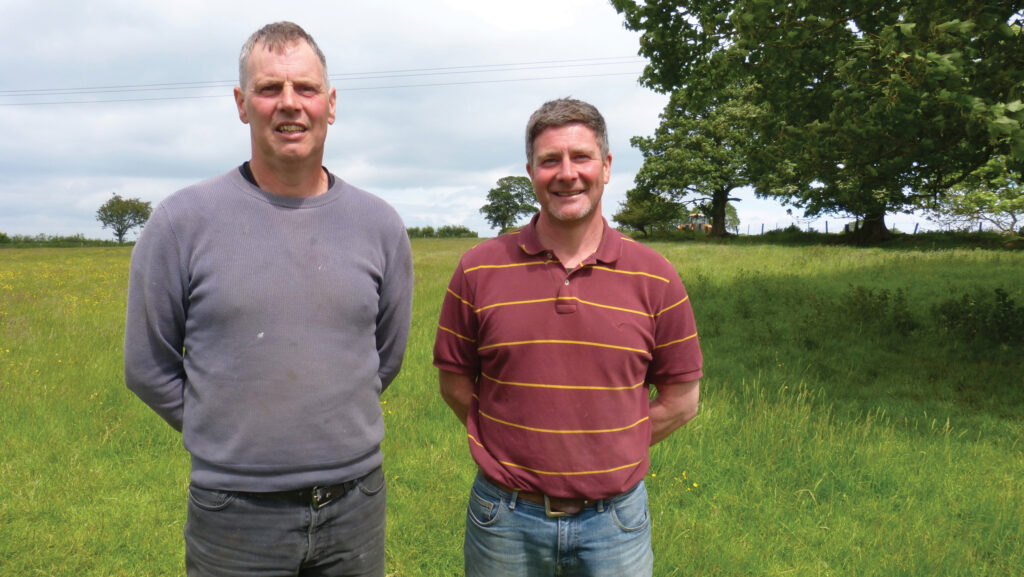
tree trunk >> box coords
[851,210,892,244]
[710,187,730,237]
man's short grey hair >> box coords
[525,98,609,163]
[238,21,329,89]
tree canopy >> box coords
[925,156,1024,233]
[480,176,538,233]
[613,187,683,236]
[96,193,151,243]
[613,0,1024,241]
[627,83,761,236]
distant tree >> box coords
[96,193,151,243]
[924,156,1024,234]
[630,84,760,237]
[613,188,683,237]
[480,176,538,233]
[725,203,740,234]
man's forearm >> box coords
[649,380,700,445]
[438,369,476,426]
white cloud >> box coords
[0,0,831,240]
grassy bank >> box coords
[0,240,1021,575]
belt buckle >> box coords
[544,495,568,518]
[312,486,341,510]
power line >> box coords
[0,72,644,107]
[0,56,645,106]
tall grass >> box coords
[1,240,1021,576]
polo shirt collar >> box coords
[517,214,623,266]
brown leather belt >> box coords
[484,474,596,517]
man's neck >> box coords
[535,214,604,270]
[248,157,329,198]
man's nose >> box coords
[557,155,577,179]
[278,84,299,109]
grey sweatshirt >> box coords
[124,168,413,491]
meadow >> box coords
[1,238,1021,576]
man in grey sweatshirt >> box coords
[124,22,413,577]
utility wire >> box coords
[0,56,645,106]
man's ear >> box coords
[328,87,337,125]
[234,87,249,124]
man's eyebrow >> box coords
[255,77,322,88]
[538,147,594,157]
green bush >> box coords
[0,233,119,248]
[933,288,1024,346]
[435,225,477,238]
[840,285,920,336]
[408,225,478,239]
[406,226,435,238]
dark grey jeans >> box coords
[184,466,386,577]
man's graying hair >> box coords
[525,98,609,163]
[238,21,329,89]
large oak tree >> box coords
[613,0,1024,241]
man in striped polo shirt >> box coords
[434,98,703,576]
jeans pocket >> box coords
[357,466,386,497]
[610,484,650,533]
[187,485,236,512]
[467,488,502,528]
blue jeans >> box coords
[464,473,654,577]
[184,466,386,577]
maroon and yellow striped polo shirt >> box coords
[434,216,703,499]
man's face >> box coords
[234,40,336,168]
[526,123,611,226]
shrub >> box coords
[933,288,1024,346]
[436,225,477,238]
[407,225,478,238]
[839,285,920,336]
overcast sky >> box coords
[1,0,930,240]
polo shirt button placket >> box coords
[556,271,577,314]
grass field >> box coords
[1,238,1022,576]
